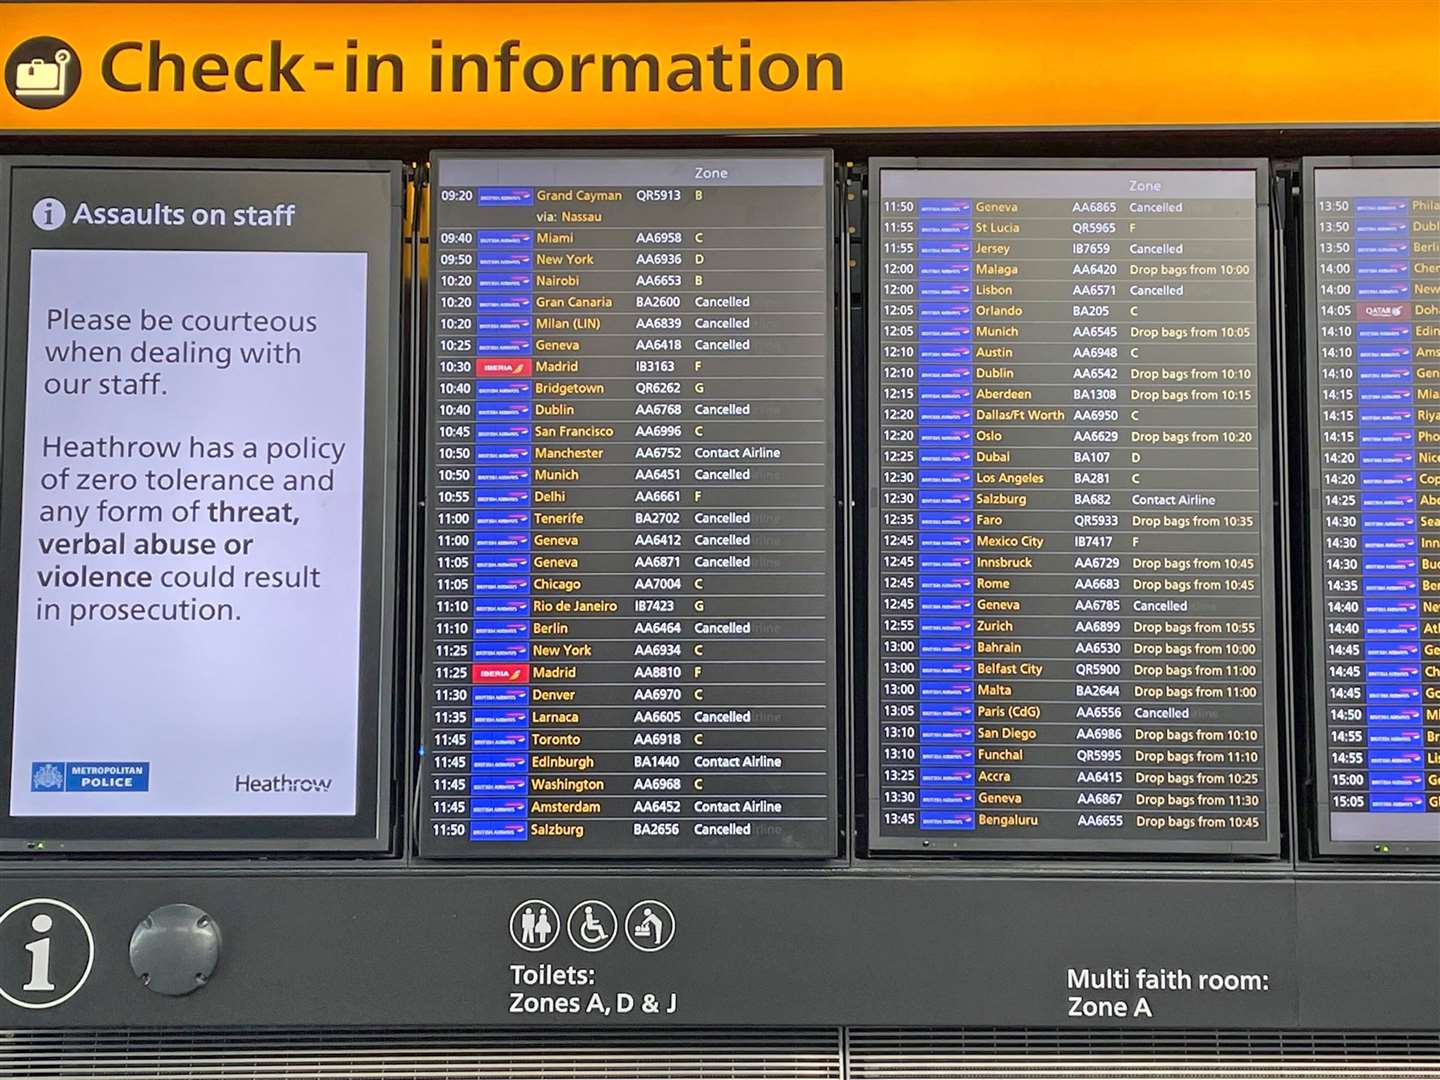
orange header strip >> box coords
[2,1,1439,132]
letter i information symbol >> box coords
[24,913,54,990]
[32,197,66,231]
[0,898,94,1008]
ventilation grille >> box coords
[8,1028,1440,1080]
[847,1029,1440,1079]
[0,1027,843,1080]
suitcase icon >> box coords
[15,49,73,97]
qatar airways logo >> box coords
[1359,302,1412,321]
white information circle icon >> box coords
[0,897,95,1009]
[31,197,66,231]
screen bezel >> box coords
[865,156,1283,856]
[416,149,842,860]
[0,156,401,853]
[1303,154,1440,858]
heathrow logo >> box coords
[5,36,81,109]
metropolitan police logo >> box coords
[30,763,64,792]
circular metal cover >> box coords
[129,903,221,996]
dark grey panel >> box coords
[1295,879,1440,1027]
[0,874,1360,1028]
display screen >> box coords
[1308,161,1440,854]
[0,160,399,849]
[421,153,837,857]
[869,162,1280,854]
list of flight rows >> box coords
[1312,180,1440,839]
[425,177,837,855]
[873,183,1272,847]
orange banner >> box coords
[1,1,1438,132]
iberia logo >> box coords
[5,36,81,109]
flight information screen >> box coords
[0,158,399,850]
[1308,160,1440,854]
[421,153,837,858]
[869,161,1280,854]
